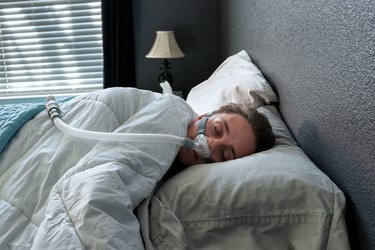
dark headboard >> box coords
[219,0,374,249]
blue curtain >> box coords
[101,0,135,88]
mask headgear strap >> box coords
[198,113,211,135]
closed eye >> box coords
[214,124,219,136]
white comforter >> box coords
[0,88,196,249]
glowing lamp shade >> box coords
[146,31,185,59]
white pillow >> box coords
[186,50,278,114]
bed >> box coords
[0,50,350,249]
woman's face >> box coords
[177,113,256,167]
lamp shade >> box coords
[146,31,185,59]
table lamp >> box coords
[146,31,185,86]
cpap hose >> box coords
[45,96,211,159]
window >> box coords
[0,0,103,101]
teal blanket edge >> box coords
[0,97,73,154]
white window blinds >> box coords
[0,0,103,100]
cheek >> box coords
[187,120,200,140]
[238,138,256,157]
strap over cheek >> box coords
[197,112,212,135]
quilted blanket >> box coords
[0,87,196,249]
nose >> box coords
[208,137,216,149]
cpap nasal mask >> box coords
[196,113,214,163]
[45,96,211,159]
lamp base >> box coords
[159,59,173,84]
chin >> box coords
[177,148,196,167]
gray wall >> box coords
[219,0,374,249]
[132,0,222,98]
